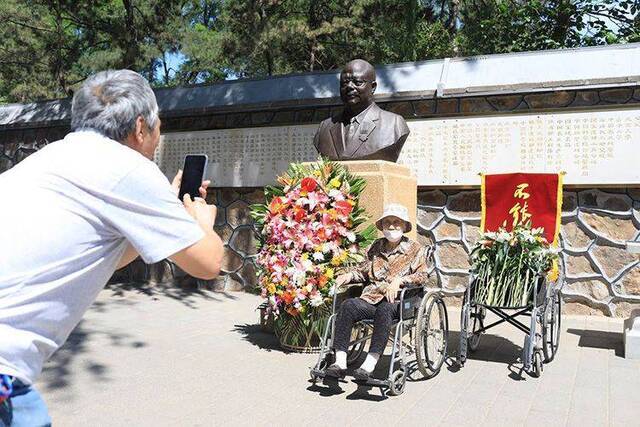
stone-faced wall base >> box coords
[417,187,640,317]
[110,186,640,317]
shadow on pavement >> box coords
[567,328,624,357]
[346,383,388,401]
[106,280,237,309]
[233,323,283,352]
[306,376,387,400]
[306,377,347,397]
[446,330,536,380]
[448,330,523,364]
[41,320,147,392]
[42,280,231,392]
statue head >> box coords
[340,59,377,116]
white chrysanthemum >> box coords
[496,231,511,242]
[309,293,324,307]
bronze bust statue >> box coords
[313,59,410,162]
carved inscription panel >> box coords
[156,109,640,186]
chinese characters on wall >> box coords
[156,109,640,187]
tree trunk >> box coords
[121,0,139,69]
[448,0,461,55]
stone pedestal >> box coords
[339,160,417,240]
[624,308,640,359]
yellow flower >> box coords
[329,178,341,188]
[546,260,559,282]
[267,283,276,294]
[325,268,334,279]
[301,253,309,261]
[331,256,341,266]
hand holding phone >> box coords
[183,193,217,232]
[178,154,208,201]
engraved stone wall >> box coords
[156,108,640,187]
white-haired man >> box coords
[0,70,223,426]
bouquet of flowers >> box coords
[470,224,560,307]
[251,159,377,319]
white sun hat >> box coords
[375,203,412,232]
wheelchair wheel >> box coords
[531,350,543,378]
[388,369,406,396]
[415,294,448,378]
[347,323,367,365]
[542,293,561,363]
[461,291,483,353]
[468,304,484,352]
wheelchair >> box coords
[310,283,449,396]
[458,269,563,377]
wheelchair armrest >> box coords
[397,284,424,302]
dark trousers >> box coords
[333,297,399,355]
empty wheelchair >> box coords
[458,269,563,377]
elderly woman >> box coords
[325,203,433,381]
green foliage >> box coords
[0,0,186,102]
[455,0,639,55]
[0,0,638,103]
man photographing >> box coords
[0,70,223,426]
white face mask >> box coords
[383,229,403,242]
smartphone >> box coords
[178,154,208,201]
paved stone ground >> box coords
[38,282,639,427]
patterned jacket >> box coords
[347,236,434,305]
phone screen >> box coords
[179,154,208,200]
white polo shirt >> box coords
[0,130,204,384]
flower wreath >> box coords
[251,159,376,318]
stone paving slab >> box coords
[38,282,640,426]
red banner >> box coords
[481,173,563,245]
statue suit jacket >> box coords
[313,103,410,162]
